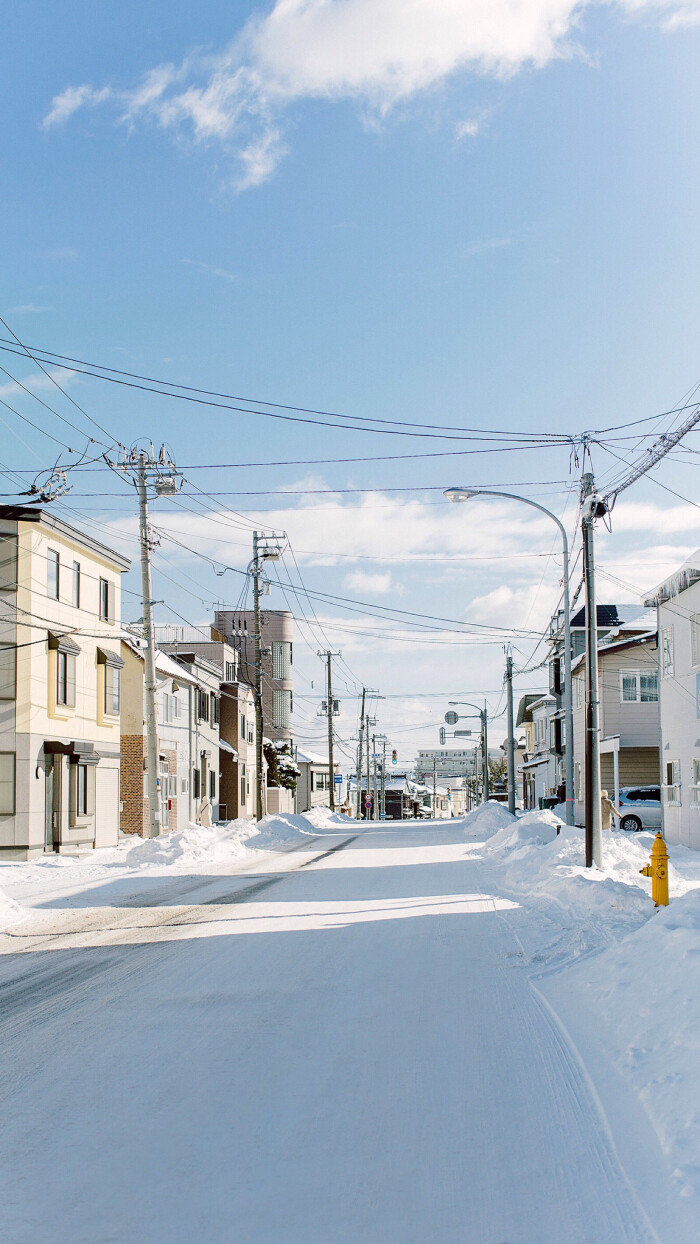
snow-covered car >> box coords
[617,786,662,832]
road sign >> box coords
[334,774,342,785]
[444,711,459,726]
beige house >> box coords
[0,505,129,858]
[571,624,659,821]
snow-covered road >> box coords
[0,820,675,1241]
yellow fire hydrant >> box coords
[640,832,669,906]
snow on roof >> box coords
[296,750,329,766]
[644,551,700,606]
[122,637,197,685]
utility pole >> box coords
[319,651,339,810]
[433,756,437,817]
[482,704,490,802]
[505,649,516,815]
[365,718,373,819]
[582,473,603,867]
[136,455,160,840]
[356,688,366,819]
[112,444,180,838]
[372,734,378,820]
[251,530,285,822]
[381,738,387,820]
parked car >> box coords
[617,786,662,832]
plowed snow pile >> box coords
[472,807,700,1203]
[0,886,26,934]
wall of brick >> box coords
[121,733,145,835]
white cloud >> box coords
[455,117,481,139]
[180,258,239,282]
[344,569,395,595]
[7,304,53,314]
[0,367,77,401]
[42,84,112,129]
[41,1,700,187]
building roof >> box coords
[122,637,198,685]
[571,630,657,672]
[515,692,546,726]
[568,603,640,630]
[0,504,131,570]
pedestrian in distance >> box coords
[600,790,621,831]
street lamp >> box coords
[446,702,489,802]
[445,487,574,827]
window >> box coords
[0,644,16,700]
[48,549,60,600]
[209,770,216,800]
[72,561,81,608]
[99,577,115,623]
[104,665,120,715]
[210,693,220,726]
[225,661,236,682]
[664,759,681,805]
[661,627,674,678]
[240,762,246,806]
[162,692,180,723]
[71,762,95,821]
[181,777,189,794]
[57,650,76,708]
[574,761,582,802]
[575,677,583,709]
[620,671,658,703]
[0,535,17,591]
[692,759,700,808]
[271,641,292,680]
[197,688,209,722]
[692,613,700,667]
[193,768,201,799]
[0,752,15,814]
[272,688,292,729]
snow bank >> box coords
[458,800,515,838]
[117,819,258,868]
[564,887,700,1199]
[0,885,27,933]
[484,807,561,854]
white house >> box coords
[645,554,700,850]
[296,749,342,812]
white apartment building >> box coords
[416,748,475,780]
[0,505,129,858]
[645,554,700,850]
[516,693,559,809]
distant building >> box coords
[516,692,558,809]
[415,747,475,780]
[296,750,342,813]
[215,609,294,744]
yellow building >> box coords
[0,505,129,858]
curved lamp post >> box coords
[444,487,574,827]
[447,701,489,802]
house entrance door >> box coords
[44,757,60,851]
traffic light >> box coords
[439,727,446,745]
[392,749,397,764]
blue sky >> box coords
[2,1,699,760]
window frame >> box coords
[72,560,81,609]
[692,613,700,668]
[56,649,76,708]
[105,664,120,716]
[0,643,17,701]
[661,626,674,678]
[48,548,60,600]
[0,751,15,814]
[619,669,658,704]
